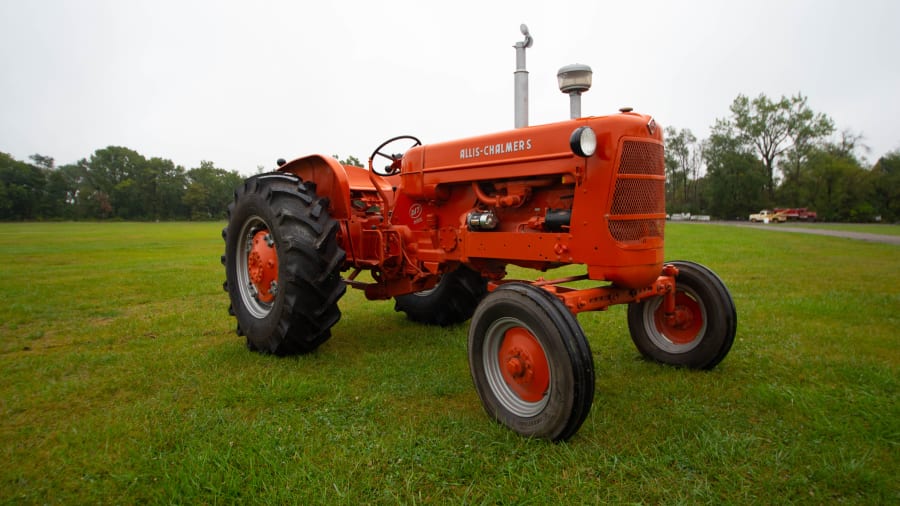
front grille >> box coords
[618,141,665,175]
[608,218,665,243]
[608,140,665,244]
[610,178,665,215]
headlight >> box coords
[569,126,596,157]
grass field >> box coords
[1,222,897,504]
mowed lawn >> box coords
[0,221,897,504]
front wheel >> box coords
[468,283,595,441]
[627,260,736,369]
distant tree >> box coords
[664,127,703,213]
[143,157,187,220]
[0,152,47,220]
[868,150,900,222]
[0,149,277,221]
[702,132,768,219]
[42,164,72,219]
[779,98,836,202]
[83,146,147,219]
[183,161,244,220]
[28,154,59,217]
[57,161,95,219]
[29,154,54,170]
[333,155,362,167]
[715,93,833,200]
[804,140,873,221]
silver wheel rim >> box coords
[642,285,706,354]
[236,215,274,319]
[411,276,441,297]
[482,317,550,417]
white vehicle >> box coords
[749,210,786,223]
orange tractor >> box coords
[222,26,736,441]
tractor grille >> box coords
[608,141,665,244]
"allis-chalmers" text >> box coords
[460,139,533,159]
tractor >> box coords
[221,26,736,441]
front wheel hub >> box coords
[655,292,703,344]
[498,327,550,402]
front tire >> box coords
[627,261,736,369]
[468,283,595,441]
[394,265,487,326]
[222,172,346,355]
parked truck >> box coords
[749,210,786,223]
[773,207,817,221]
[221,26,737,441]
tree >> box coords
[55,161,96,219]
[805,142,872,221]
[82,146,148,219]
[183,161,244,220]
[142,157,187,220]
[715,93,834,200]
[0,152,48,220]
[779,97,836,200]
[29,154,54,170]
[43,164,73,219]
[334,155,362,167]
[702,132,768,219]
[869,150,900,222]
[664,127,703,213]
[28,154,60,218]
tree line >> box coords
[666,93,899,222]
[0,147,246,221]
[0,148,365,221]
[2,92,899,222]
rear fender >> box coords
[279,154,393,221]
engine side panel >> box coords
[396,112,665,288]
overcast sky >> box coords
[2,0,898,175]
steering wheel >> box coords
[368,135,422,176]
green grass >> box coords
[1,222,897,504]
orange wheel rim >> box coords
[654,292,703,344]
[498,326,550,402]
[247,229,278,303]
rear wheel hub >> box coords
[247,229,278,303]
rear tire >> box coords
[627,261,736,369]
[222,172,346,355]
[394,265,487,326]
[468,283,595,441]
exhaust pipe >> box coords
[513,24,532,129]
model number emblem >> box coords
[409,203,424,221]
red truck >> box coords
[773,208,817,221]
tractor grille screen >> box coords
[608,141,665,243]
[617,141,665,176]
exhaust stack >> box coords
[513,24,532,129]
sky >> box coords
[2,0,899,175]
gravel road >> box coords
[712,222,900,245]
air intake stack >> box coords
[557,63,593,119]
